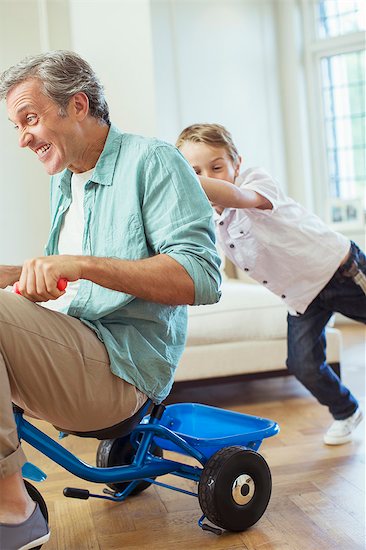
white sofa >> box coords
[175,260,341,383]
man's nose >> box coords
[18,128,32,148]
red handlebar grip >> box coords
[57,278,68,291]
[13,278,68,295]
[13,282,21,295]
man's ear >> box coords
[234,155,242,178]
[70,92,89,120]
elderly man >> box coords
[0,50,221,549]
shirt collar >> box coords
[58,124,122,197]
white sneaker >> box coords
[324,408,363,445]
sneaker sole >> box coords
[323,411,363,445]
[19,530,50,550]
[324,433,353,445]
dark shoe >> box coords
[0,502,50,550]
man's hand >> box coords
[0,265,22,289]
[17,255,82,302]
[15,253,195,305]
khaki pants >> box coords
[0,290,147,478]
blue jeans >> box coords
[286,241,366,420]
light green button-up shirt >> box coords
[45,124,221,403]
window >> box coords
[321,50,365,202]
[317,0,365,38]
[302,0,365,228]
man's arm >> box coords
[199,176,272,210]
[16,254,194,304]
[0,265,22,289]
[18,145,221,305]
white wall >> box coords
[0,0,287,265]
[151,0,287,185]
[274,0,314,210]
[0,1,50,264]
[68,0,157,136]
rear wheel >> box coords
[198,446,272,531]
[96,435,163,495]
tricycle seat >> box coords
[55,399,152,440]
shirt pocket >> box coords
[227,217,252,239]
[225,216,261,268]
[101,214,149,260]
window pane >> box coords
[317,0,366,38]
[320,50,366,204]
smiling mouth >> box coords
[35,143,51,157]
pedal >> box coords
[102,487,117,496]
[198,514,223,535]
[63,487,90,499]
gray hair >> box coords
[0,50,110,125]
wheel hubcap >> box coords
[232,473,255,505]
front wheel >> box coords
[198,446,272,532]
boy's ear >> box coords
[234,155,242,178]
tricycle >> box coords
[14,398,279,545]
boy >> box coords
[177,123,366,445]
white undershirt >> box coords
[40,168,93,312]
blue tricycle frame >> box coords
[15,400,279,539]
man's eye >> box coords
[213,166,223,171]
[26,115,37,124]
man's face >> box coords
[179,141,240,183]
[7,78,81,175]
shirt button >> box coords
[229,243,235,248]
[263,280,268,284]
[219,221,224,225]
[281,294,286,299]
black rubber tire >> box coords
[96,435,163,495]
[198,446,272,532]
[24,480,49,549]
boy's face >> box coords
[179,141,240,183]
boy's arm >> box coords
[199,176,272,210]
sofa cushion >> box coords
[187,281,288,345]
[176,327,341,381]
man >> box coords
[0,51,221,549]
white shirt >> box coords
[217,167,350,314]
[41,168,94,312]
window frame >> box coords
[301,0,365,227]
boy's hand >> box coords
[212,203,224,215]
[17,255,82,302]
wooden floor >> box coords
[24,325,365,550]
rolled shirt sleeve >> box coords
[143,145,222,305]
[239,167,280,211]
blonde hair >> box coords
[176,123,240,164]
